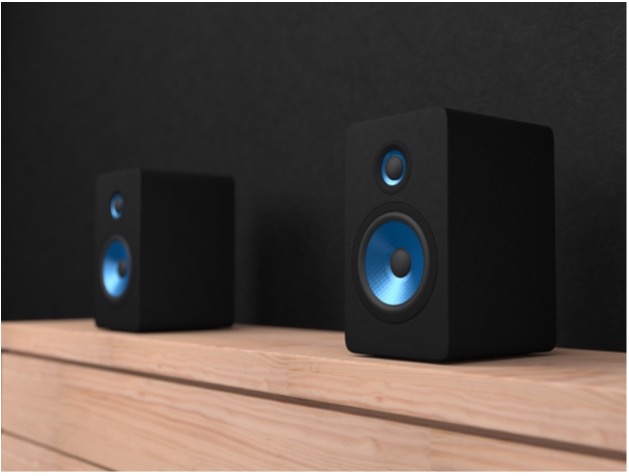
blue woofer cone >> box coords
[101,237,131,300]
[355,205,437,323]
[364,218,424,306]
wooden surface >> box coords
[2,433,102,471]
[2,318,626,470]
[4,352,622,471]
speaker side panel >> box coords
[94,169,142,331]
[447,110,556,359]
[345,108,451,361]
[139,170,234,331]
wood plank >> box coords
[2,319,625,454]
[2,432,103,471]
[428,429,624,471]
[2,353,622,471]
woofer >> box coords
[100,236,131,301]
[353,203,437,324]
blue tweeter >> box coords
[381,149,407,187]
[102,238,131,299]
[110,192,124,220]
[364,220,424,306]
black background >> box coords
[2,3,626,351]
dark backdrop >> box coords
[2,3,625,351]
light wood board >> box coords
[2,432,103,471]
[2,319,625,455]
[3,353,623,471]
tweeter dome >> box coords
[95,168,234,332]
[345,108,556,361]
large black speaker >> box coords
[345,108,556,362]
[95,168,234,332]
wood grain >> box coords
[2,432,103,471]
[3,353,623,471]
[2,319,625,454]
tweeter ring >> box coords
[375,143,411,192]
[110,192,124,220]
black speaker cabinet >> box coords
[345,108,556,362]
[95,168,234,332]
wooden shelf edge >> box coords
[3,353,624,471]
[2,318,626,455]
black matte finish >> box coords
[345,108,556,362]
[2,4,625,351]
[95,169,234,332]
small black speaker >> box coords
[345,108,556,362]
[95,168,234,332]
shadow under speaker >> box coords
[345,108,556,362]
[95,168,234,332]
